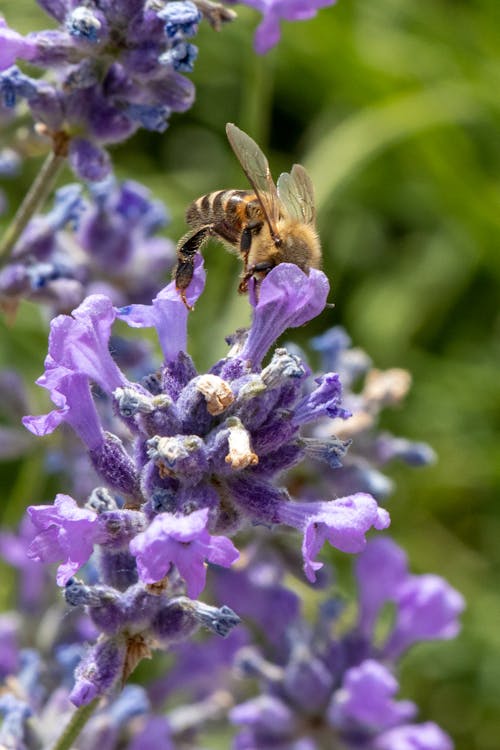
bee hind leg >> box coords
[175,222,241,309]
[175,226,214,310]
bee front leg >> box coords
[238,260,274,295]
[240,220,263,265]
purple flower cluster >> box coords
[306,326,436,501]
[0,176,175,313]
[221,537,464,750]
[19,262,394,703]
[0,1,235,179]
[24,263,389,584]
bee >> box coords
[175,123,321,308]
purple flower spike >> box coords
[375,722,454,750]
[329,660,416,731]
[117,255,206,363]
[278,493,390,582]
[384,574,465,658]
[129,507,239,597]
[27,494,104,585]
[241,0,336,54]
[0,18,37,70]
[241,264,329,367]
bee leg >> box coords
[238,260,274,295]
[240,220,263,266]
[175,228,208,308]
[175,222,240,309]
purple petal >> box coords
[355,537,409,638]
[45,295,126,392]
[23,371,104,449]
[117,255,205,363]
[383,574,465,658]
[27,494,103,585]
[130,508,238,596]
[0,19,37,70]
[278,493,390,582]
[329,660,416,731]
[240,264,329,367]
[375,722,454,750]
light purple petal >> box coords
[329,660,416,731]
[383,574,465,658]
[36,295,126,396]
[130,508,238,596]
[375,722,454,750]
[27,494,102,585]
[278,493,390,582]
[117,255,206,363]
[240,264,329,367]
[23,371,104,449]
[0,18,37,70]
[355,537,409,638]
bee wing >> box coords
[226,123,281,239]
[277,164,316,225]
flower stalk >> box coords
[49,697,100,750]
[0,142,67,265]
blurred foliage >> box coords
[1,0,500,747]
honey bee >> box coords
[175,123,321,308]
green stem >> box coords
[49,698,100,750]
[0,149,66,266]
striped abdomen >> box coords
[185,189,258,232]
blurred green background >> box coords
[1,0,499,748]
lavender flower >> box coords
[308,326,436,500]
[227,537,463,749]
[0,1,230,178]
[18,261,393,705]
[0,178,176,313]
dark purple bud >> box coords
[89,432,140,499]
[70,636,126,706]
[292,373,351,426]
[96,549,139,590]
[284,649,334,714]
